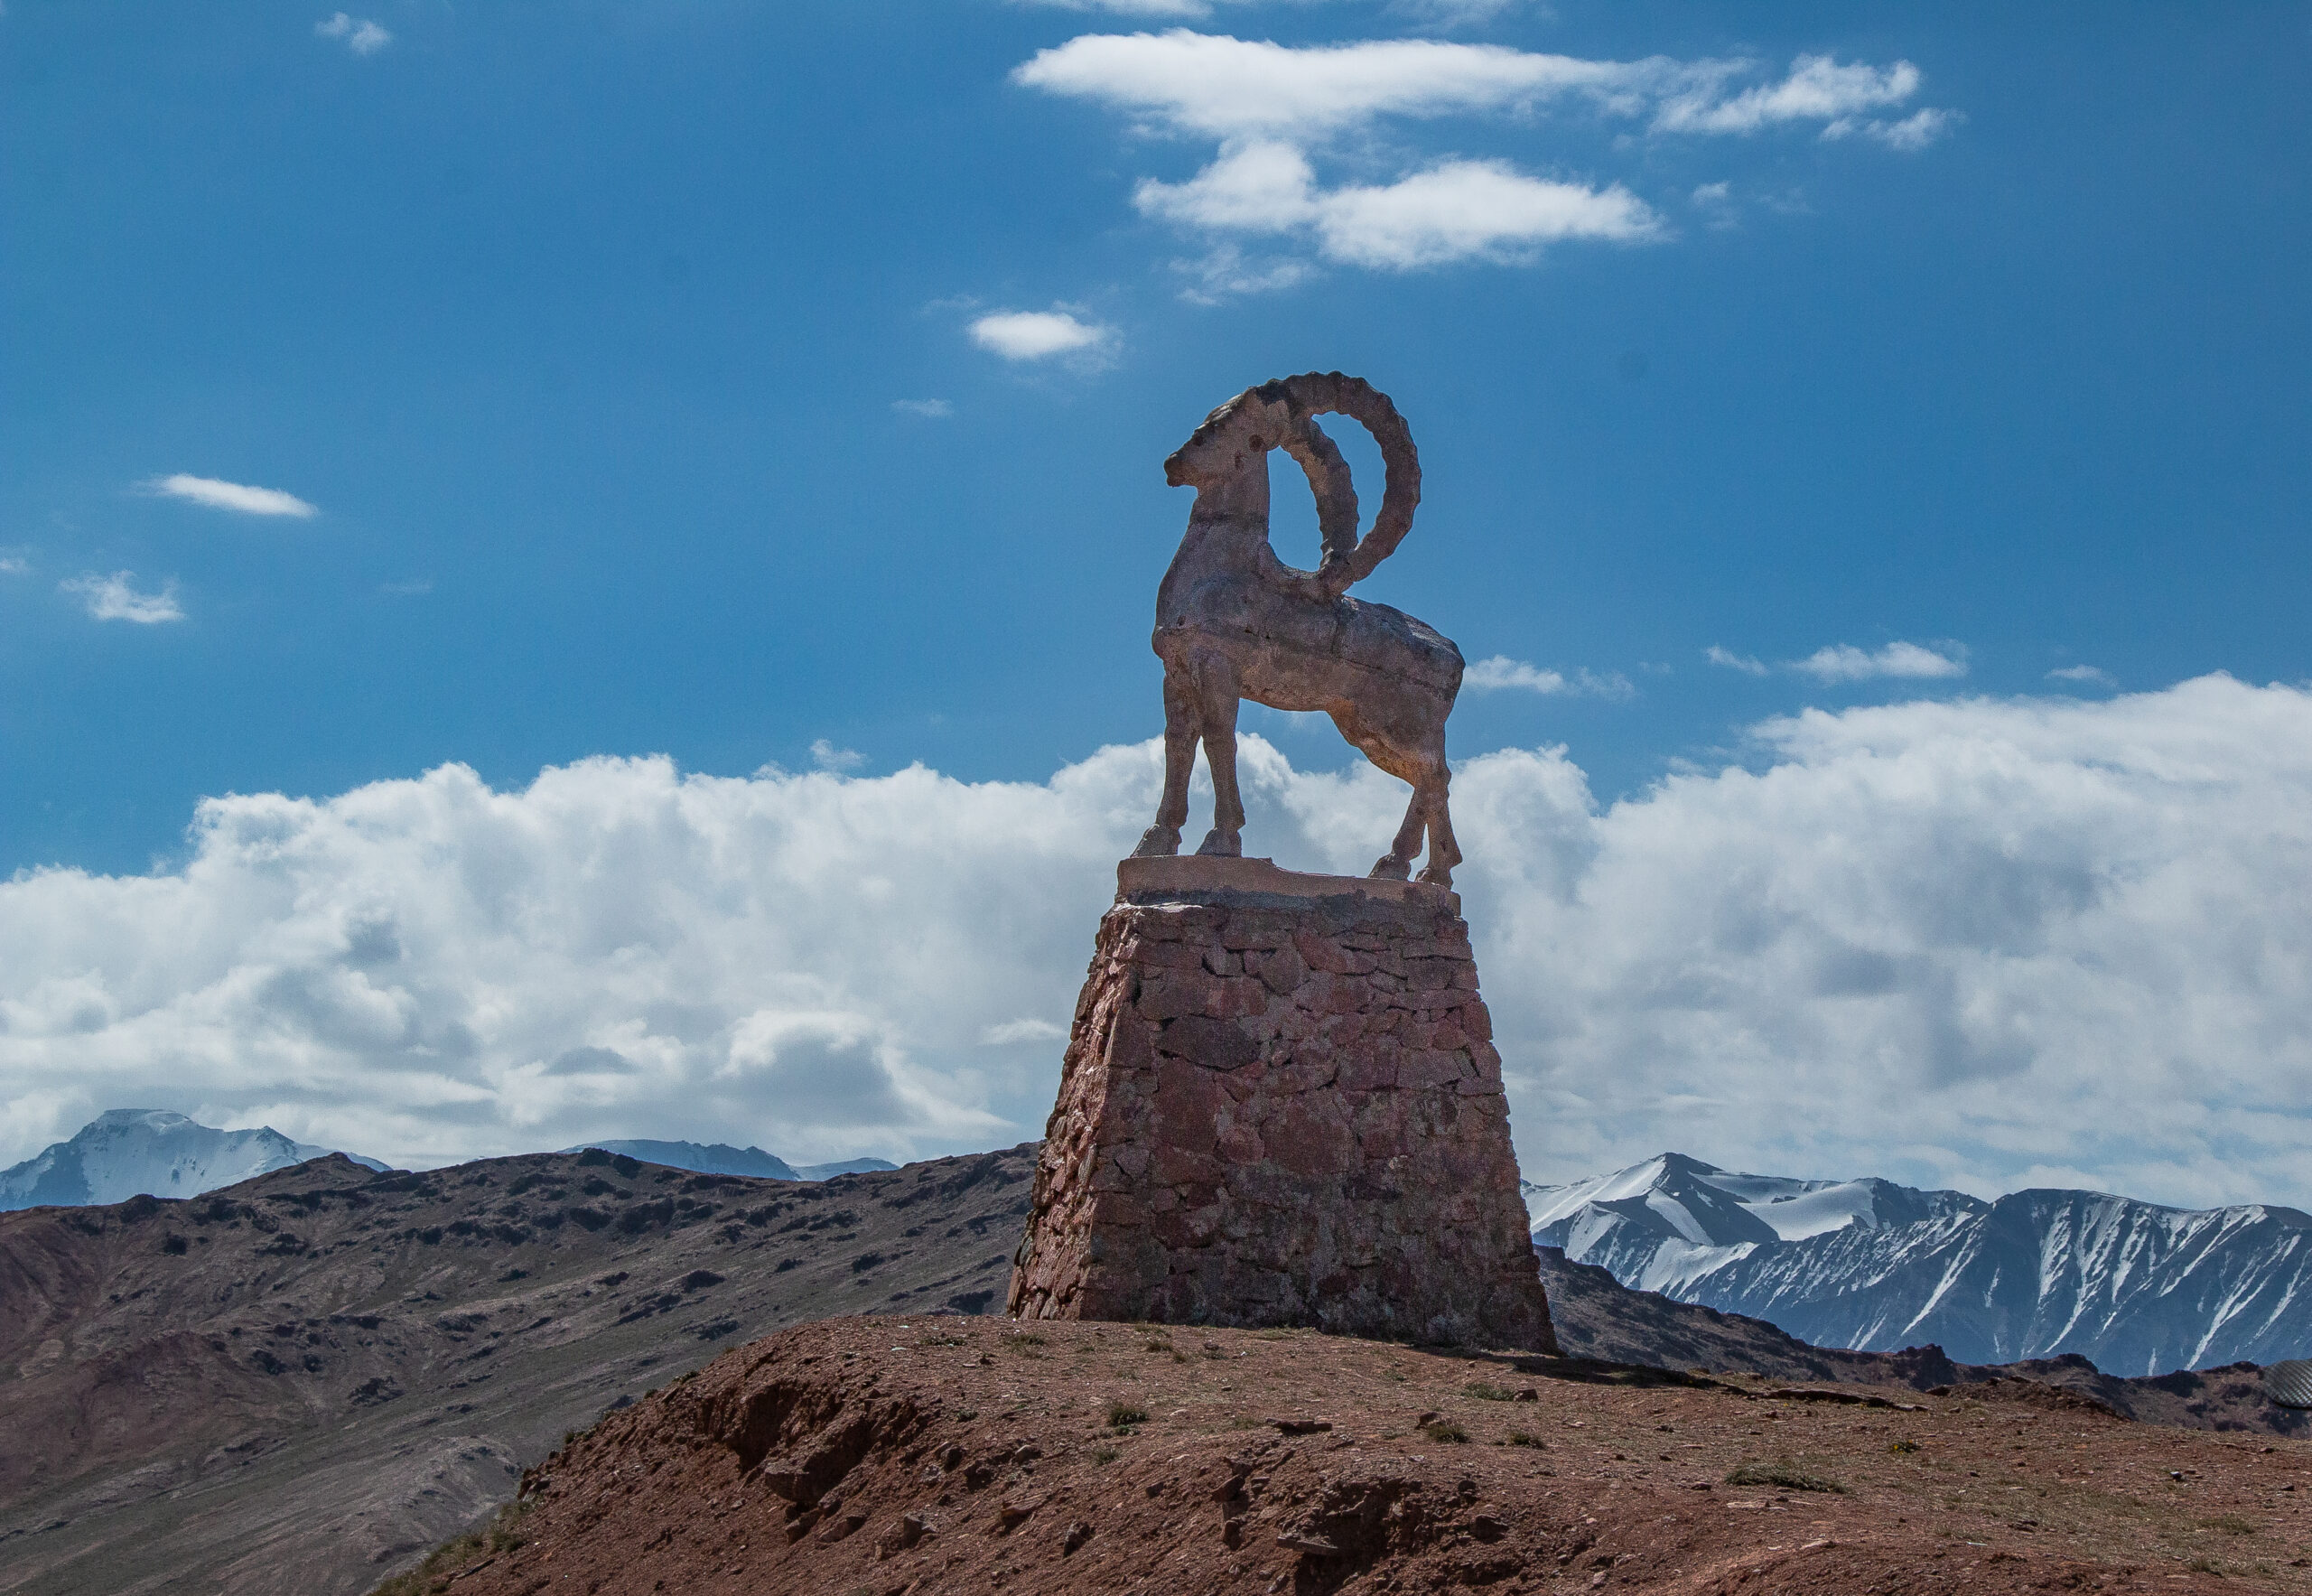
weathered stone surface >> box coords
[1008,864,1556,1352]
[1130,375,1468,888]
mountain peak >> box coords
[2,1111,384,1211]
[87,1108,195,1131]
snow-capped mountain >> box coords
[555,1140,898,1182]
[1527,1153,2312,1374]
[0,1110,387,1210]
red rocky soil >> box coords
[448,1316,2312,1596]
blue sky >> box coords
[8,0,2305,873]
[4,4,2311,1199]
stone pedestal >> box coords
[1007,856,1556,1351]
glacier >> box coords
[1528,1153,2312,1374]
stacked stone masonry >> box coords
[1008,876,1556,1352]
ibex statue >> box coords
[1133,372,1466,887]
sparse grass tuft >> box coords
[1106,1400,1149,1429]
[2203,1515,2258,1536]
[1420,1419,1469,1445]
[1505,1431,1547,1449]
[1725,1461,1844,1494]
[1888,1438,1921,1455]
[366,1501,531,1596]
[1092,1446,1120,1465]
[1463,1381,1516,1402]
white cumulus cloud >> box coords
[1710,640,1967,682]
[1705,644,1769,677]
[61,572,183,624]
[2049,664,2118,689]
[1653,53,1920,135]
[6,677,2312,1213]
[1790,641,1968,682]
[148,474,318,518]
[1319,161,1657,267]
[1137,142,1657,269]
[316,13,392,54]
[1018,32,1652,143]
[1169,245,1315,303]
[1015,32,1949,290]
[1011,0,1534,18]
[968,308,1114,362]
[1844,106,1958,151]
[981,1017,1069,1045]
[1466,657,1636,699]
[809,739,865,772]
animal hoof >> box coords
[1131,826,1181,858]
[1195,829,1242,858]
[1368,855,1412,882]
[1416,864,1455,889]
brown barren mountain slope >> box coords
[452,1315,2312,1596]
[0,1144,1035,1596]
[2,1146,2302,1596]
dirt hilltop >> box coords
[449,1314,2312,1595]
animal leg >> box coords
[1416,764,1460,889]
[1370,787,1424,881]
[1195,673,1245,858]
[1132,667,1199,858]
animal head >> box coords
[1163,385,1300,490]
[1163,373,1421,583]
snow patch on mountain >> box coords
[1527,1153,2312,1373]
[0,1110,387,1210]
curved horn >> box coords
[1162,377,1402,581]
[1276,412,1358,564]
[1278,371,1421,585]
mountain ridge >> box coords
[1529,1152,2312,1372]
[551,1140,900,1181]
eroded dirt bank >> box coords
[448,1316,2312,1596]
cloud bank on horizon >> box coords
[5,674,2307,1211]
[1013,30,1951,294]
